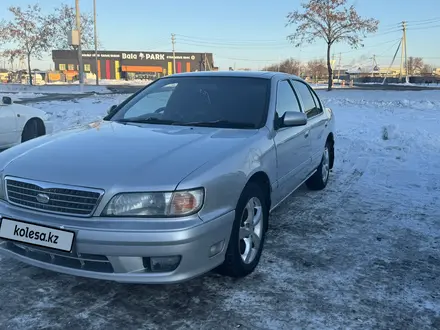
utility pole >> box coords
[93,0,99,85]
[75,0,84,91]
[371,54,376,78]
[337,52,342,80]
[400,21,408,83]
[403,21,409,83]
[332,53,336,82]
[171,33,176,74]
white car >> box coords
[0,96,53,150]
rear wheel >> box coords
[21,119,40,143]
[306,141,332,190]
[216,182,268,278]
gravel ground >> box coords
[0,90,439,329]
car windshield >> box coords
[110,76,270,129]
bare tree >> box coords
[2,49,25,70]
[286,0,379,90]
[407,57,424,75]
[52,3,98,50]
[420,64,433,76]
[263,58,301,75]
[4,5,56,85]
[306,59,327,79]
[0,19,7,44]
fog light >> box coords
[209,240,225,257]
[149,256,181,272]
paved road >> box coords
[15,93,95,105]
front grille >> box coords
[5,241,114,273]
[5,177,103,217]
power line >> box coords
[406,20,440,27]
[174,33,286,43]
[177,41,292,50]
[337,38,401,55]
[177,39,290,47]
[406,16,440,24]
[215,55,280,62]
[407,24,440,31]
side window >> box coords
[276,80,302,118]
[291,80,323,118]
[310,89,324,114]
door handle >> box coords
[304,130,310,138]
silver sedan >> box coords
[0,71,335,284]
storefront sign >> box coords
[122,53,166,60]
[54,50,209,65]
[82,52,121,58]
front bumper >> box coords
[0,200,235,284]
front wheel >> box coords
[21,119,40,143]
[216,182,268,278]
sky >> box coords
[1,0,440,70]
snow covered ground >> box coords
[1,92,45,101]
[31,94,131,132]
[0,83,111,94]
[0,89,439,329]
[52,78,153,86]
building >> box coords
[52,50,215,81]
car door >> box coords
[0,104,18,149]
[290,80,327,169]
[273,79,311,198]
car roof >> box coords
[164,70,301,80]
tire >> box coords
[21,119,40,143]
[216,182,268,278]
[306,140,332,191]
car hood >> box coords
[0,121,257,191]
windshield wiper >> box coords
[177,120,256,129]
[115,117,180,125]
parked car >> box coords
[0,71,335,284]
[0,96,53,150]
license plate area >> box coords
[0,218,75,252]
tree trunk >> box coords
[27,54,33,86]
[326,43,333,91]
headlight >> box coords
[101,188,204,217]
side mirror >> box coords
[2,96,12,105]
[281,111,307,127]
[107,104,118,115]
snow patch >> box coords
[32,94,130,132]
[0,83,111,94]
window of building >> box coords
[59,64,66,71]
[67,64,75,71]
[84,64,91,72]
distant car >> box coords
[0,71,335,284]
[0,96,53,150]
